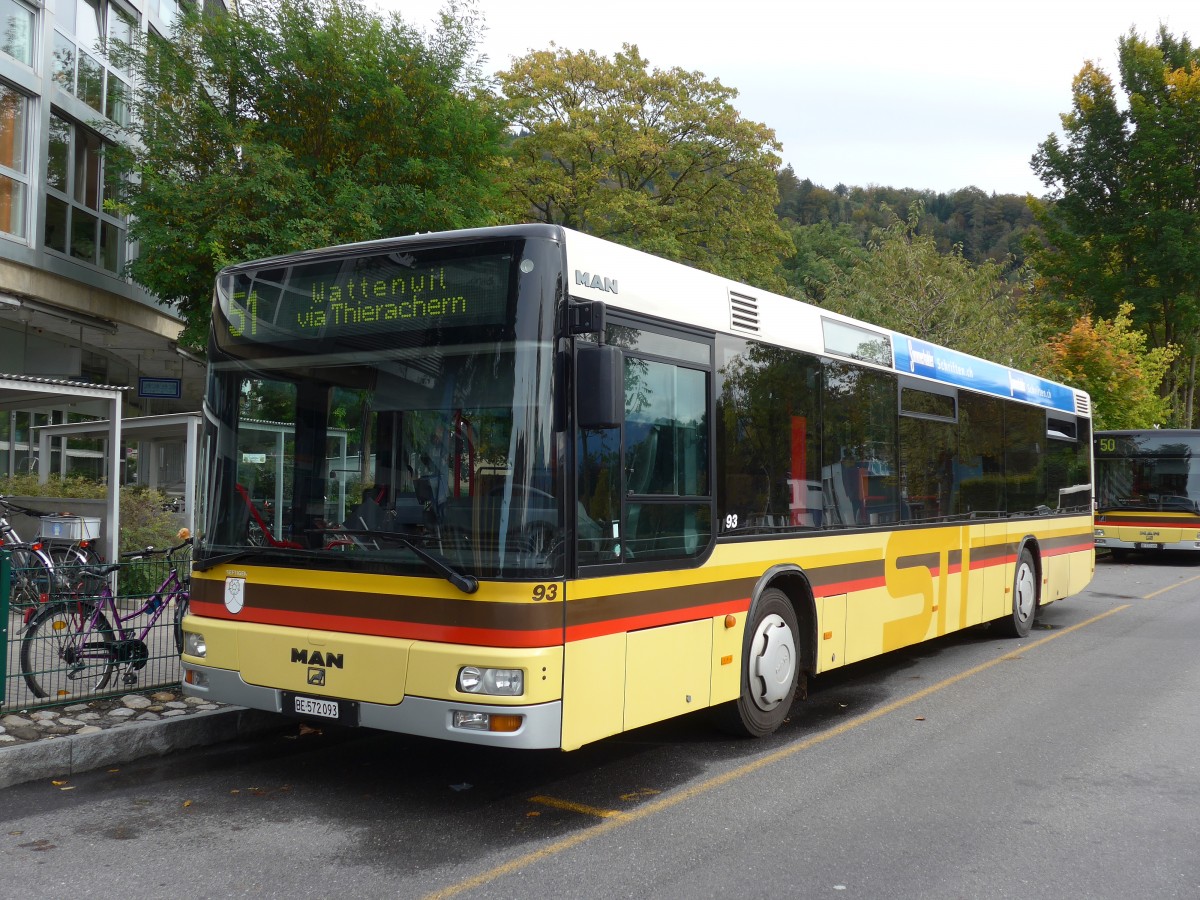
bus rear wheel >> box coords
[720,588,800,738]
[997,547,1038,638]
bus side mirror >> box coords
[576,343,624,430]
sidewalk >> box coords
[0,690,286,789]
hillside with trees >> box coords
[775,166,1038,268]
[105,0,1191,429]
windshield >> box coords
[1095,434,1200,514]
[197,234,565,580]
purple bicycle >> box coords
[19,535,192,701]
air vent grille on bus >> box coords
[730,291,759,333]
[1074,392,1091,416]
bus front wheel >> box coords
[720,588,800,738]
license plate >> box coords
[281,692,359,726]
[1136,542,1161,550]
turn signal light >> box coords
[452,710,525,733]
[488,715,523,733]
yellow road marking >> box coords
[425,604,1130,900]
[1141,572,1200,600]
[528,795,626,819]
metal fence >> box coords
[2,553,187,713]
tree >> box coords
[781,222,867,303]
[1044,303,1177,429]
[1029,26,1200,421]
[820,204,1044,371]
[105,0,510,349]
[496,44,791,291]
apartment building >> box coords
[0,0,212,479]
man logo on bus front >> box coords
[308,668,326,686]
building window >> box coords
[52,32,76,92]
[0,0,34,67]
[144,0,177,29]
[0,82,29,239]
[44,113,126,272]
[52,0,140,124]
[77,49,105,111]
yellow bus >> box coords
[1093,429,1200,556]
[181,224,1095,749]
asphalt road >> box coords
[1,552,1198,899]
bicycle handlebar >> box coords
[0,496,41,517]
[120,537,193,561]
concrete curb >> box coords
[0,707,286,790]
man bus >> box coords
[181,224,1094,749]
[1094,429,1200,557]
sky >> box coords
[373,0,1200,197]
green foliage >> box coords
[0,473,107,500]
[775,166,1037,269]
[1029,26,1200,420]
[782,221,867,302]
[497,44,791,290]
[118,486,189,558]
[820,204,1044,372]
[104,0,510,350]
[1044,303,1178,429]
[0,476,184,555]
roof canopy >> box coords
[0,373,124,562]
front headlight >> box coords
[183,631,207,658]
[457,666,524,696]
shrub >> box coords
[0,475,183,555]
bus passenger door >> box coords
[568,326,716,744]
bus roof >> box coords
[560,228,1090,419]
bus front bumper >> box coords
[181,663,563,749]
[1095,536,1200,552]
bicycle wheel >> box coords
[20,601,117,700]
[48,545,91,598]
[8,549,53,613]
[173,592,189,653]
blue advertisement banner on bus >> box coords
[892,336,1076,413]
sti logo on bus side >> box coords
[291,648,344,669]
[575,270,618,294]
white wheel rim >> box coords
[1015,562,1036,622]
[749,613,796,711]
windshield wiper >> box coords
[390,534,479,594]
[314,528,479,594]
[193,546,321,572]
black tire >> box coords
[20,601,117,700]
[996,547,1038,638]
[719,588,801,738]
[173,594,189,653]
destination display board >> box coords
[217,247,515,346]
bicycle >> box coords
[0,499,60,614]
[19,534,192,701]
